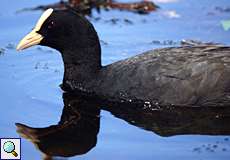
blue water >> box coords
[0,0,230,159]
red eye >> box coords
[48,21,55,29]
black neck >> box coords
[61,43,101,86]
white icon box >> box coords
[0,138,21,160]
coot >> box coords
[17,8,230,106]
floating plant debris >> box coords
[5,43,15,50]
[215,6,230,13]
[221,20,230,31]
[0,48,5,55]
[151,39,179,46]
[20,0,159,15]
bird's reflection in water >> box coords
[104,103,230,136]
[16,92,230,159]
[16,92,101,159]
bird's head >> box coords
[17,8,99,52]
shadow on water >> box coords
[16,92,230,159]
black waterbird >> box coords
[17,8,230,107]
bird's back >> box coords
[98,45,230,106]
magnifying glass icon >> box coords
[3,141,18,157]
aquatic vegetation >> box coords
[24,0,159,15]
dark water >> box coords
[0,0,230,159]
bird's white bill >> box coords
[16,30,43,51]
